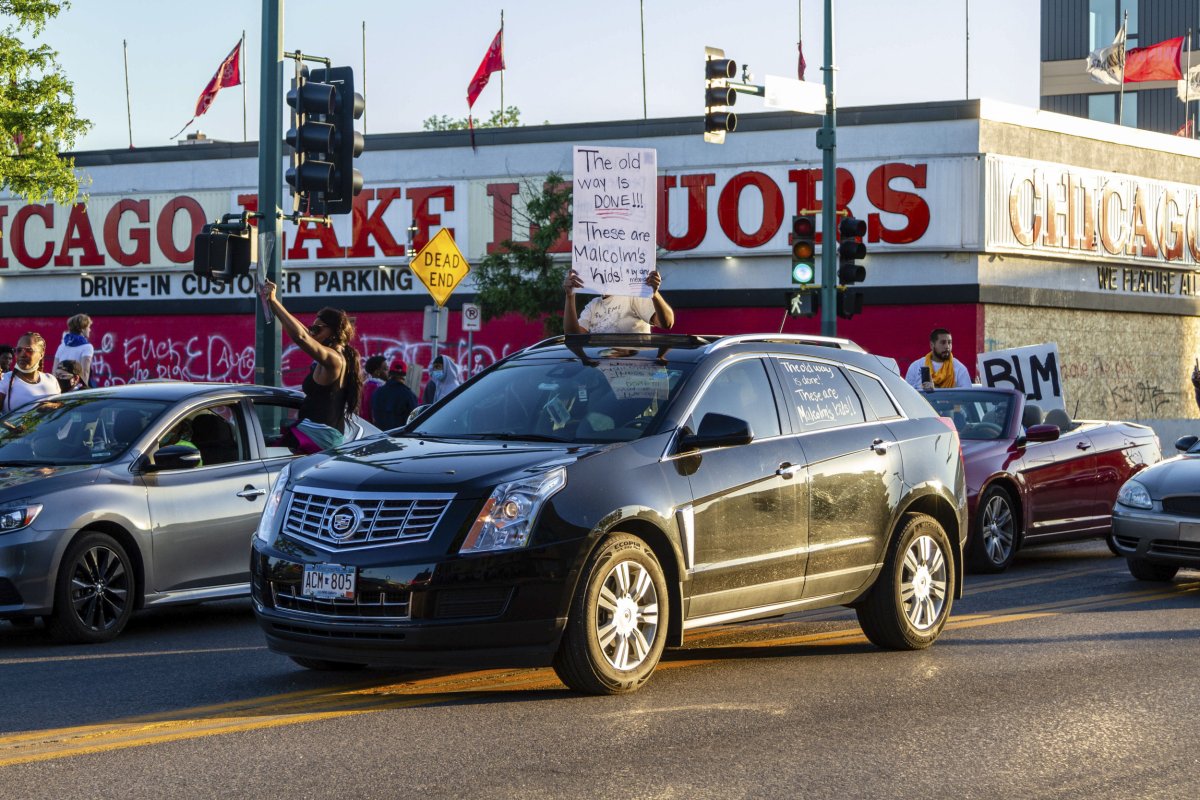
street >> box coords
[1,540,1196,799]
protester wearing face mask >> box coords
[421,355,461,405]
[54,360,87,392]
[1,332,61,415]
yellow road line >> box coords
[1,580,1194,768]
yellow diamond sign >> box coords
[410,228,470,307]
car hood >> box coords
[0,462,98,496]
[289,434,599,498]
[1133,454,1200,498]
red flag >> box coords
[173,40,242,138]
[467,29,505,109]
[797,41,806,81]
[1124,36,1183,83]
[1176,118,1194,137]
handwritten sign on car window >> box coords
[597,361,671,401]
[781,360,865,429]
[572,145,657,298]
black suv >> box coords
[251,334,966,694]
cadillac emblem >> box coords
[328,504,363,541]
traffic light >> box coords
[837,288,863,320]
[790,214,817,285]
[788,291,819,318]
[310,66,365,215]
[837,216,867,285]
[704,46,737,144]
[286,65,365,215]
[193,223,252,282]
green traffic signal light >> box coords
[790,214,817,285]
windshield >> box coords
[927,390,1013,441]
[411,357,693,444]
[0,395,170,465]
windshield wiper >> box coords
[475,432,568,443]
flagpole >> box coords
[640,0,647,119]
[1186,28,1193,135]
[1118,11,1128,126]
[123,40,133,149]
[242,30,248,142]
[965,0,970,99]
[362,20,368,134]
[500,10,505,125]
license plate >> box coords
[301,563,356,600]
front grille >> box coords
[1161,496,1200,517]
[282,489,453,550]
[270,581,411,619]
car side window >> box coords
[848,370,902,421]
[250,400,300,459]
[687,359,781,439]
[777,359,866,431]
[186,404,247,466]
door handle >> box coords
[776,462,803,479]
[872,438,893,455]
[237,486,266,500]
[1076,442,1091,451]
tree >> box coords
[422,105,523,131]
[0,1,91,204]
[471,173,573,335]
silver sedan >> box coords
[0,382,378,642]
[1111,433,1200,582]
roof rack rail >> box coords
[522,333,714,352]
[702,333,866,354]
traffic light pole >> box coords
[256,0,284,387]
[818,0,837,337]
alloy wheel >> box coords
[67,545,130,633]
[899,534,948,630]
[595,560,660,671]
[981,494,1015,565]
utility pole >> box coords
[256,0,284,387]
[819,0,838,336]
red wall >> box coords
[0,304,983,387]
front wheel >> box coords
[968,486,1018,573]
[46,532,136,644]
[1127,558,1179,582]
[857,513,955,650]
[553,534,668,695]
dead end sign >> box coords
[411,228,470,307]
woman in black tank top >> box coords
[259,280,363,433]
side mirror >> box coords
[1025,423,1060,443]
[678,412,753,452]
[147,444,202,471]
[1174,434,1199,452]
[406,405,430,426]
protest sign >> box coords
[571,145,657,298]
[977,343,1065,412]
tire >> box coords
[1126,557,1179,582]
[856,513,955,650]
[290,656,368,671]
[46,532,136,644]
[968,486,1019,574]
[552,533,668,695]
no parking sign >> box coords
[462,302,482,332]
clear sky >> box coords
[37,0,1040,152]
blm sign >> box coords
[977,343,1066,413]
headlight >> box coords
[460,467,567,553]
[1116,480,1153,510]
[0,504,43,533]
[255,464,291,542]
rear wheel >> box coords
[857,513,954,650]
[47,532,136,644]
[1126,558,1179,582]
[553,533,668,695]
[290,656,367,671]
[968,486,1018,573]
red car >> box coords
[926,388,1161,573]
